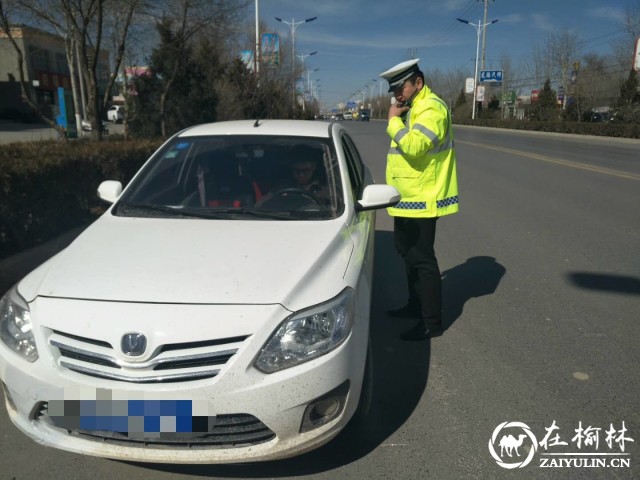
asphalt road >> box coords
[1,122,639,479]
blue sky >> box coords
[249,0,636,109]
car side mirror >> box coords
[355,184,400,212]
[97,180,123,204]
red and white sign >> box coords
[531,90,540,102]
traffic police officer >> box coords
[380,58,459,340]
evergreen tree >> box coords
[128,19,220,137]
[537,78,558,121]
[618,69,640,106]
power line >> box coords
[419,0,478,50]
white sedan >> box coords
[0,120,399,464]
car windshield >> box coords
[114,135,344,220]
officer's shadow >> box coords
[440,256,506,331]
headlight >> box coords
[255,288,355,374]
[0,286,38,362]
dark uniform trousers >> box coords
[394,216,442,327]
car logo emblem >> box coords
[121,333,147,356]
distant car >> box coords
[590,112,611,123]
[81,119,108,133]
[343,112,353,120]
[359,110,370,122]
[332,113,344,121]
[107,105,124,123]
[0,119,400,464]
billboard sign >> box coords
[480,70,503,82]
[465,77,475,94]
[261,33,280,66]
[634,38,640,71]
[531,89,540,102]
[502,91,517,104]
[476,85,485,102]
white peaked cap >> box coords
[379,58,421,92]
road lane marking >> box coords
[456,140,640,181]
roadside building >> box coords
[0,24,109,122]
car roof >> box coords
[178,120,336,139]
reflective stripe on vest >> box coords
[393,196,458,211]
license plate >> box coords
[47,399,216,437]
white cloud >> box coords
[438,0,472,12]
[587,7,626,24]
[297,30,461,50]
[531,13,555,32]
[500,14,523,24]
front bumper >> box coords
[0,299,369,463]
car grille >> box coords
[35,403,276,447]
[48,330,249,384]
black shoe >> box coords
[400,322,430,341]
[387,304,421,318]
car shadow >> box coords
[128,230,432,477]
[566,272,640,295]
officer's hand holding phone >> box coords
[388,99,409,121]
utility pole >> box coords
[255,0,260,75]
[479,0,494,72]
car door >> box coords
[340,131,376,320]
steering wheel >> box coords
[270,187,320,205]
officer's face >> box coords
[393,76,423,103]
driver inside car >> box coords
[289,158,329,199]
[257,145,330,207]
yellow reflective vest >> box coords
[386,85,459,218]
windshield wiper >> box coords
[213,208,296,220]
[116,202,227,219]
[116,203,298,220]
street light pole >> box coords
[457,17,498,120]
[307,67,319,102]
[275,16,317,107]
[296,51,317,111]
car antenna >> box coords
[253,118,261,127]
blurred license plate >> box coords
[47,399,216,437]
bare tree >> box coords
[623,0,640,40]
[13,0,143,139]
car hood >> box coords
[22,215,353,307]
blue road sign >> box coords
[480,70,503,82]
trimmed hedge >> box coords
[0,137,163,260]
[453,118,640,139]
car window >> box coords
[115,135,344,220]
[341,133,365,199]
